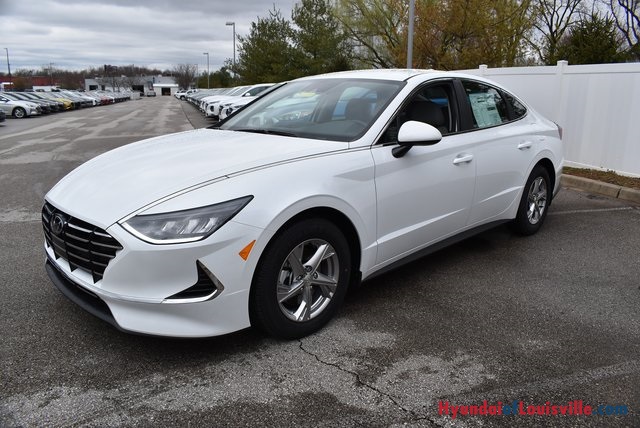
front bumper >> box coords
[46,258,120,329]
[46,257,251,337]
[43,218,265,337]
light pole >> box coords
[4,48,11,90]
[202,52,210,89]
[226,21,236,78]
[407,0,415,69]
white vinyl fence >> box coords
[458,61,640,177]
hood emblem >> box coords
[50,213,67,236]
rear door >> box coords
[456,80,535,226]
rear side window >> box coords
[461,80,509,129]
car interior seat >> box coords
[406,100,448,134]
[345,98,376,124]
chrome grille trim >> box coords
[42,202,123,283]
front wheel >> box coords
[512,165,551,235]
[250,219,351,339]
[13,107,26,119]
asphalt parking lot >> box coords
[1,95,638,427]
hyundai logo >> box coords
[50,213,67,236]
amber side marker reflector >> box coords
[239,240,256,261]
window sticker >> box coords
[469,93,502,127]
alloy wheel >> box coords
[527,176,547,224]
[277,239,339,322]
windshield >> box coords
[220,78,404,142]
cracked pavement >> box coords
[1,96,639,427]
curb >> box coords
[561,174,640,204]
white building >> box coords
[84,75,179,96]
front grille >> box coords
[42,202,123,283]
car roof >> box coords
[295,69,440,82]
[293,68,497,85]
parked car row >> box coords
[174,89,198,100]
[178,84,275,121]
[0,90,133,119]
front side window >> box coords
[220,79,404,142]
[379,81,458,144]
[461,80,509,129]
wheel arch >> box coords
[248,207,363,321]
[534,157,556,202]
[258,206,362,286]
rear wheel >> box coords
[13,107,26,119]
[512,165,551,235]
[250,219,351,339]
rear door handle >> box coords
[518,141,533,150]
[453,154,474,165]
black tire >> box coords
[13,107,26,119]
[250,218,351,339]
[512,165,551,236]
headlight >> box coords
[121,196,253,244]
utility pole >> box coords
[203,52,209,89]
[49,62,55,86]
[4,48,11,90]
[226,22,236,78]
[407,0,415,69]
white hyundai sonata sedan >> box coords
[43,69,563,338]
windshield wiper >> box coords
[233,128,299,138]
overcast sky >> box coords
[0,0,296,73]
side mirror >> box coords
[393,121,443,158]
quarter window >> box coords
[461,81,509,129]
[503,91,527,119]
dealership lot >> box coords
[1,96,638,427]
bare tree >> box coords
[529,0,585,63]
[95,65,124,91]
[334,0,407,69]
[605,0,640,59]
[172,64,198,89]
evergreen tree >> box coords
[234,7,305,83]
[556,12,627,64]
[292,0,352,75]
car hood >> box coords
[46,128,346,228]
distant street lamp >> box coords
[226,22,236,78]
[203,52,210,89]
[4,48,11,90]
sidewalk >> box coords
[561,174,640,204]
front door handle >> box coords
[518,141,533,150]
[453,154,474,165]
